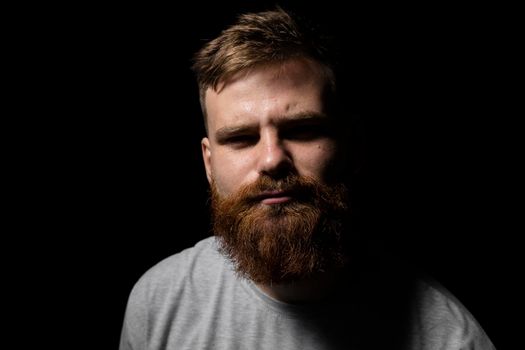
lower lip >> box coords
[261,196,292,205]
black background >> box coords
[16,1,518,348]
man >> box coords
[120,8,495,350]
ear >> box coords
[201,137,212,184]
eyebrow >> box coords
[214,111,330,142]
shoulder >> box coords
[120,237,226,349]
[132,236,223,299]
[411,277,496,349]
[415,278,479,330]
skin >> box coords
[201,58,344,302]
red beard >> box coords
[211,175,349,284]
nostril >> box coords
[260,159,294,179]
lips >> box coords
[254,190,294,205]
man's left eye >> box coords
[283,125,324,140]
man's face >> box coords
[201,59,348,284]
[202,58,341,195]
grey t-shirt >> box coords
[120,237,495,350]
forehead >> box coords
[212,59,328,97]
[204,59,330,131]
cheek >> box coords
[211,151,254,195]
[295,142,338,177]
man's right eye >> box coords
[225,135,259,147]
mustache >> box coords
[232,176,317,204]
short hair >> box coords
[192,7,339,132]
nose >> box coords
[257,129,293,178]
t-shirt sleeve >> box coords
[415,280,497,350]
[119,278,149,350]
[118,239,211,350]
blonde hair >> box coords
[192,8,338,131]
